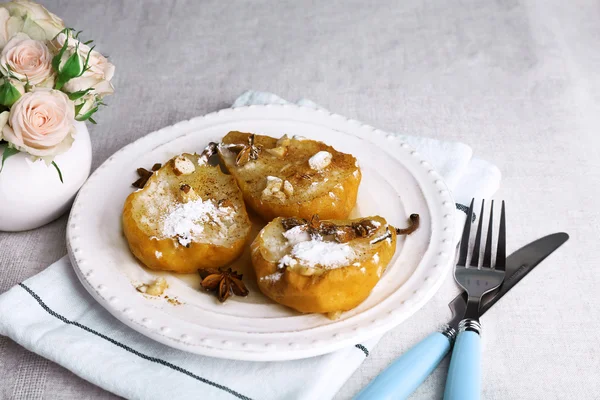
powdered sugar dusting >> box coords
[161,198,232,246]
[279,240,355,269]
[260,272,283,283]
[282,226,311,245]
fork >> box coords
[443,199,506,400]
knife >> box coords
[353,232,569,400]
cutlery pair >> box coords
[354,200,568,400]
[444,199,505,399]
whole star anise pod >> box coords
[229,134,263,166]
[132,163,162,188]
[199,268,249,303]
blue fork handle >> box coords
[443,321,482,400]
[353,331,452,400]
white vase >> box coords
[0,121,92,232]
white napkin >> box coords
[0,92,500,400]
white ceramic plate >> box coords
[67,104,456,361]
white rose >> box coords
[0,109,9,140]
[1,88,75,158]
[0,8,23,50]
[0,33,53,85]
[53,32,115,97]
[0,0,65,41]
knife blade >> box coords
[447,232,569,329]
[353,232,569,400]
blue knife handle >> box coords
[443,321,482,400]
[353,331,452,400]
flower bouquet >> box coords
[0,0,114,181]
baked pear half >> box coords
[251,215,397,314]
[123,151,251,273]
[218,131,361,221]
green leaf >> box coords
[68,88,93,101]
[54,42,86,90]
[75,106,98,122]
[83,40,94,45]
[74,102,85,115]
[0,80,22,107]
[52,30,69,72]
[55,55,83,90]
[0,146,19,173]
[3,63,14,78]
[88,117,97,124]
[51,161,64,183]
[81,45,95,76]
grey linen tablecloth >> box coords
[1,1,598,399]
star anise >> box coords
[198,268,249,303]
[132,163,162,188]
[227,134,263,166]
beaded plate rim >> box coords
[67,104,456,361]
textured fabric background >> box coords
[0,0,598,399]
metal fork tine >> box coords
[483,200,494,268]
[470,199,485,267]
[458,198,474,265]
[496,201,506,270]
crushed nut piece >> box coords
[308,151,332,170]
[179,184,199,203]
[283,180,294,197]
[266,146,288,158]
[136,277,168,296]
[173,155,195,176]
[262,176,286,201]
[276,134,291,147]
